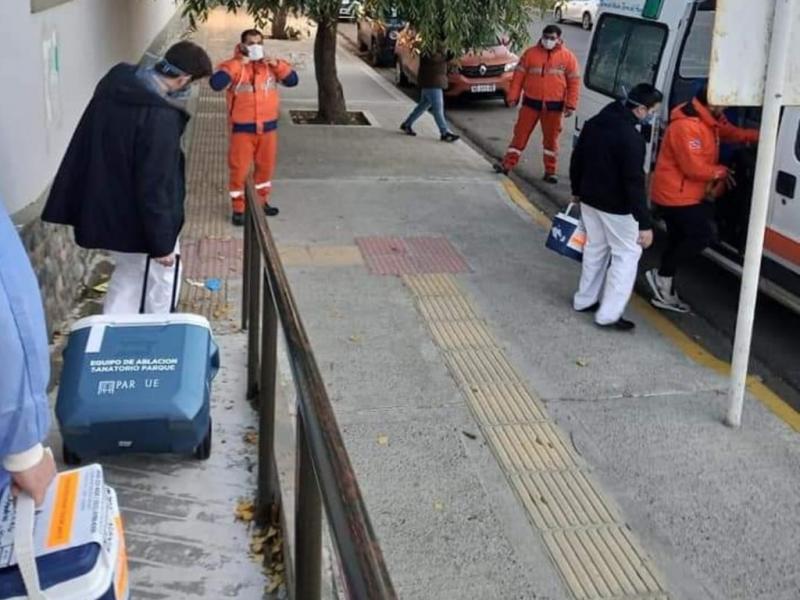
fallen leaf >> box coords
[92,282,109,294]
[267,573,284,593]
[376,434,389,446]
[433,500,445,511]
[244,431,258,445]
[251,534,268,555]
[348,334,362,344]
[234,499,255,522]
[265,526,279,540]
[575,358,589,367]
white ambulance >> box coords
[576,0,800,311]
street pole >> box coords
[726,0,795,427]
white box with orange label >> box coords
[0,464,128,600]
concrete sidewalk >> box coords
[264,21,800,600]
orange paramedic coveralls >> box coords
[501,41,581,175]
[211,47,298,214]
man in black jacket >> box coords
[570,83,662,331]
[43,41,212,314]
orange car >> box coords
[394,35,519,101]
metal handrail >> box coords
[241,186,397,600]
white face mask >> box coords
[247,44,265,61]
[541,38,557,50]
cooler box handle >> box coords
[14,494,48,600]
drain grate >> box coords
[289,110,372,126]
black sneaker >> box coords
[441,132,460,143]
[493,162,509,175]
[264,205,280,217]
[576,302,600,313]
[231,212,245,226]
[597,318,636,332]
[543,174,559,184]
[400,123,417,136]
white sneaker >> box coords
[646,269,691,314]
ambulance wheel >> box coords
[63,444,82,466]
[194,420,212,461]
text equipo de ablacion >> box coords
[89,358,179,373]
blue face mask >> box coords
[640,111,656,126]
[167,86,192,100]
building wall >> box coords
[0,0,179,215]
[0,0,183,333]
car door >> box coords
[767,107,800,270]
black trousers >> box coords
[658,203,715,278]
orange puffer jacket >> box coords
[651,99,759,207]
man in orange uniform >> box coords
[646,87,759,313]
[210,29,299,225]
[495,25,581,183]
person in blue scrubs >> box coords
[0,200,56,506]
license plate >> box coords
[471,84,496,93]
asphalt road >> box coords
[337,16,800,412]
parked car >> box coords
[554,0,599,30]
[394,34,519,101]
[357,6,405,67]
[338,0,361,21]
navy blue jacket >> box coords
[570,101,652,230]
[43,64,189,257]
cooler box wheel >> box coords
[194,419,212,461]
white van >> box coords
[576,0,800,312]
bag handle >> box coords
[139,254,182,314]
[564,202,580,218]
[14,494,48,600]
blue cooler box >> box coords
[57,314,220,464]
[0,465,128,600]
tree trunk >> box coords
[271,6,289,40]
[314,16,347,124]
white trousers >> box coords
[104,242,181,315]
[573,205,642,325]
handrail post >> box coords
[295,416,322,600]
[257,273,279,520]
[246,205,262,401]
[242,201,251,331]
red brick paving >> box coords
[356,236,470,276]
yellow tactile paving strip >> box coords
[278,244,365,267]
[403,273,669,600]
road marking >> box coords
[501,178,800,433]
[501,177,552,228]
[403,272,669,599]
